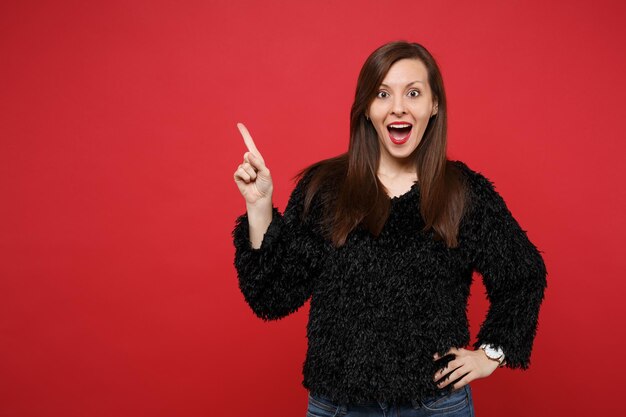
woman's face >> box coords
[367,58,438,165]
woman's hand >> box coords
[432,347,499,390]
[233,122,274,205]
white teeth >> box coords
[388,124,411,128]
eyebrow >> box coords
[380,80,424,88]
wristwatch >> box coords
[479,343,506,367]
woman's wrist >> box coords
[478,343,506,366]
[246,200,274,249]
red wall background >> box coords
[1,0,625,416]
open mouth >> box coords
[387,123,413,143]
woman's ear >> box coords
[432,101,438,116]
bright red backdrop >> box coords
[1,0,624,416]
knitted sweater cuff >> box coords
[232,206,284,255]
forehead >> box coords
[381,59,428,86]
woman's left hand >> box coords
[432,347,499,390]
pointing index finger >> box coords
[237,122,262,159]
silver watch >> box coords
[479,343,505,366]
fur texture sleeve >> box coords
[231,169,326,321]
[457,161,548,370]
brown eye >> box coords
[377,91,389,98]
[408,90,420,97]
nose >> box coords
[391,95,407,115]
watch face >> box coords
[484,346,501,359]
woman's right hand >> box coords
[234,122,274,205]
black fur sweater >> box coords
[231,160,547,404]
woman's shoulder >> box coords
[449,159,498,192]
[294,156,346,194]
[448,159,507,215]
[450,159,486,180]
[288,159,337,213]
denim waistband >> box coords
[316,393,421,409]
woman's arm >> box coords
[457,161,548,370]
[231,168,328,321]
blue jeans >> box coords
[306,384,474,417]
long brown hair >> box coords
[295,41,468,248]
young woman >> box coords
[232,41,547,417]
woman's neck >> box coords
[377,156,418,180]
